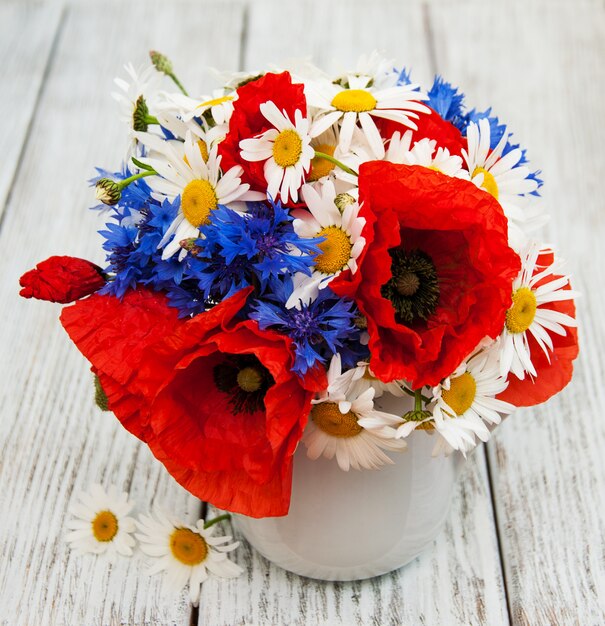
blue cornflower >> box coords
[186,198,320,305]
[396,67,413,86]
[427,76,466,127]
[459,107,508,148]
[250,279,364,376]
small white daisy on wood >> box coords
[66,484,136,560]
[136,510,242,606]
[239,100,315,204]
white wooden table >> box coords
[1,1,603,624]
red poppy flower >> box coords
[498,252,579,407]
[352,161,521,389]
[61,287,323,517]
[218,72,307,194]
[60,288,183,439]
[378,105,466,157]
[19,256,105,303]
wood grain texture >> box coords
[0,4,63,218]
[197,2,508,624]
[0,2,244,625]
[429,2,605,624]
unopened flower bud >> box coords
[180,238,202,256]
[95,178,121,205]
[94,375,109,411]
[149,50,173,75]
[132,95,150,132]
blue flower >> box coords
[250,278,366,376]
[427,76,465,127]
[184,198,321,307]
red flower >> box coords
[352,161,520,388]
[498,252,579,407]
[218,72,307,194]
[61,287,323,517]
[19,256,105,303]
[378,105,466,157]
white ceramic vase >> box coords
[233,393,465,581]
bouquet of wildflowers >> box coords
[20,52,579,517]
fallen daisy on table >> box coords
[66,484,136,560]
[135,510,243,605]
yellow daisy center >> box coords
[170,527,208,566]
[273,129,303,168]
[91,510,118,542]
[472,166,499,199]
[442,372,477,416]
[196,94,234,109]
[311,402,363,438]
[308,143,336,181]
[506,287,537,334]
[236,366,263,393]
[182,179,218,227]
[314,226,352,274]
[331,89,377,113]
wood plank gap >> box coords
[238,1,250,73]
[421,1,438,77]
[484,442,513,626]
[0,3,67,235]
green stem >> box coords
[204,513,231,529]
[118,169,156,190]
[414,389,423,413]
[401,385,431,404]
[169,72,189,96]
[131,156,155,172]
[314,151,358,177]
[144,114,160,126]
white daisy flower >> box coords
[239,101,314,204]
[429,347,515,455]
[136,511,242,606]
[386,131,469,179]
[112,62,163,152]
[462,118,546,244]
[328,360,407,400]
[136,132,263,260]
[286,180,366,308]
[65,484,136,559]
[306,74,429,159]
[500,244,579,380]
[303,355,406,471]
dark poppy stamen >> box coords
[212,354,273,414]
[381,248,440,325]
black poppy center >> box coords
[212,354,274,414]
[381,248,440,325]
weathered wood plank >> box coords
[429,2,605,624]
[198,1,508,624]
[0,2,245,625]
[0,4,63,218]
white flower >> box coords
[286,180,365,307]
[136,131,263,259]
[307,74,429,158]
[112,62,163,152]
[66,484,136,559]
[430,347,515,455]
[500,244,578,380]
[240,101,314,203]
[386,131,469,179]
[463,118,546,246]
[303,355,406,471]
[328,361,407,400]
[136,511,242,606]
